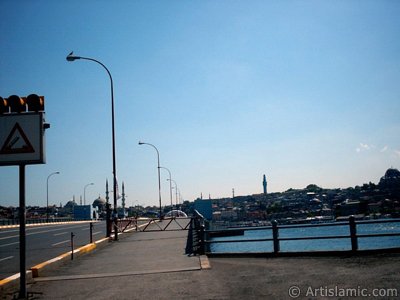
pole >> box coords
[272,220,280,254]
[139,142,162,219]
[46,172,59,222]
[19,164,27,299]
[161,167,173,211]
[66,53,118,241]
[349,216,358,252]
[105,180,111,238]
[71,232,75,260]
[90,222,93,243]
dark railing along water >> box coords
[185,210,206,255]
[206,217,400,255]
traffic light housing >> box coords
[0,97,7,114]
[0,94,45,114]
[7,95,26,113]
[26,94,45,112]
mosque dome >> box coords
[383,168,400,179]
[379,168,400,189]
[64,200,76,208]
[92,196,106,210]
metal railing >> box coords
[205,217,400,254]
[185,210,206,255]
[111,213,205,255]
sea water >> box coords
[209,221,400,253]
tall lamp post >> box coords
[138,141,162,219]
[160,166,173,210]
[167,178,178,210]
[66,52,119,240]
[84,182,94,205]
[46,171,60,222]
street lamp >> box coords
[138,141,162,219]
[160,167,173,210]
[84,183,94,205]
[66,51,119,240]
[46,171,60,222]
[167,178,178,210]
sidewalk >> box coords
[2,221,400,299]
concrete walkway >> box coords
[2,220,399,299]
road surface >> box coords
[0,221,106,280]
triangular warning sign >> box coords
[0,122,35,154]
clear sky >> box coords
[1,0,399,208]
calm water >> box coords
[209,220,400,253]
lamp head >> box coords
[138,141,144,145]
[66,51,81,62]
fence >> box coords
[185,210,206,255]
[205,217,400,255]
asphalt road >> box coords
[0,221,106,280]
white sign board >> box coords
[0,113,45,165]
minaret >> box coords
[232,188,235,198]
[121,182,126,217]
[263,174,267,195]
[105,179,109,205]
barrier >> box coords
[205,217,400,255]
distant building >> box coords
[92,196,106,211]
[73,205,96,220]
[194,199,212,220]
[263,174,267,195]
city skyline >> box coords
[1,1,399,208]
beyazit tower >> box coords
[263,174,267,195]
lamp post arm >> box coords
[139,141,162,218]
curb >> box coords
[0,221,151,293]
[0,271,33,293]
[199,255,211,269]
[30,238,109,278]
[0,238,111,294]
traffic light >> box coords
[0,94,45,114]
[7,95,26,113]
[26,94,45,112]
[0,97,7,114]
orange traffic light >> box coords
[0,94,45,114]
[26,94,44,112]
[0,97,7,114]
[7,95,26,113]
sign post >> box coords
[19,164,26,298]
[0,94,47,299]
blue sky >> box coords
[1,0,399,208]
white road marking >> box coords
[0,224,94,241]
[0,229,19,235]
[0,234,19,241]
[0,241,19,248]
[0,256,14,262]
[52,240,70,247]
[53,232,68,236]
